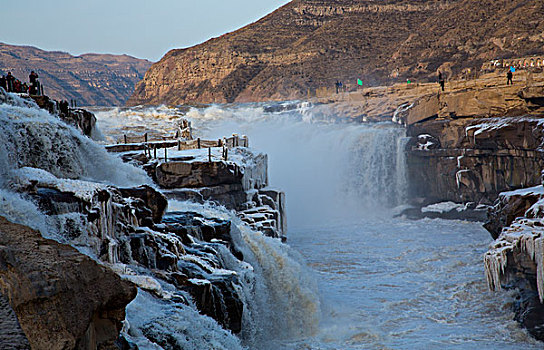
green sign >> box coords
[357,79,363,86]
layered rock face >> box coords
[402,75,544,207]
[0,42,152,106]
[0,216,137,349]
[128,0,544,105]
[392,71,544,338]
[406,116,544,205]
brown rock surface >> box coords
[0,216,137,349]
[407,117,544,204]
[0,42,152,106]
[128,0,544,106]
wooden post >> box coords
[208,147,212,162]
[164,146,168,163]
[197,138,201,149]
[144,133,148,143]
[224,147,228,161]
[124,134,127,144]
[154,145,157,159]
[218,139,222,147]
[178,140,181,151]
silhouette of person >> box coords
[438,71,445,92]
[0,75,6,91]
[29,71,40,95]
[507,69,513,85]
[6,72,15,92]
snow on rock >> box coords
[13,167,106,201]
[415,134,440,150]
[484,218,544,300]
[421,201,465,214]
[122,275,165,297]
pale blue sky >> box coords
[3,0,291,61]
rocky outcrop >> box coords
[0,42,152,106]
[12,167,249,335]
[128,0,544,105]
[114,141,286,239]
[30,94,98,137]
[403,75,544,207]
[484,186,544,340]
[0,216,137,349]
[407,116,544,205]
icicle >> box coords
[536,237,544,302]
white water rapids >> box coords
[91,102,544,349]
[0,92,540,349]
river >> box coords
[92,102,542,349]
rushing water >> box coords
[92,102,544,349]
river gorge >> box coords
[1,85,544,349]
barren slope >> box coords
[128,0,544,106]
[0,43,152,106]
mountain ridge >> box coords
[0,42,152,106]
[127,0,544,106]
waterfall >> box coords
[0,93,322,349]
[184,102,408,226]
[0,97,149,187]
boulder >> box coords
[0,216,137,349]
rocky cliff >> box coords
[385,69,544,339]
[484,186,544,340]
[387,70,544,210]
[0,42,152,106]
[0,216,137,349]
[127,0,544,106]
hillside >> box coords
[0,43,152,106]
[127,0,544,106]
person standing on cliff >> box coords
[507,67,513,85]
[438,71,445,92]
[29,71,39,95]
[6,72,15,92]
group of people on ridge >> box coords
[0,71,41,95]
[437,67,516,92]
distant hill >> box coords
[127,0,544,106]
[0,43,152,106]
